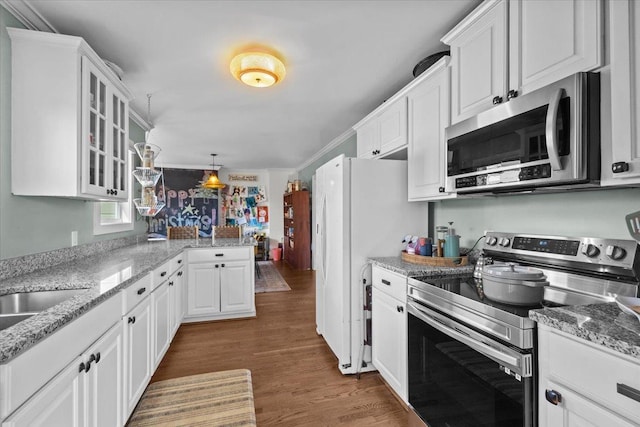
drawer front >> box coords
[151,260,172,290]
[122,274,152,315]
[171,253,185,272]
[372,266,407,302]
[545,328,640,424]
[188,247,251,263]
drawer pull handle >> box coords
[617,383,640,403]
[160,271,167,277]
[215,254,224,257]
[137,287,146,295]
[545,389,562,405]
[381,279,391,286]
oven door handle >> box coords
[545,88,564,171]
[408,303,522,373]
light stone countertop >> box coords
[369,256,474,277]
[0,238,253,363]
[530,303,640,361]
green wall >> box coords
[0,7,146,260]
[297,132,357,189]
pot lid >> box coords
[482,263,546,280]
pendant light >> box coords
[230,51,286,88]
[202,154,226,189]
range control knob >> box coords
[582,244,600,258]
[606,245,627,261]
[499,237,511,247]
[485,236,498,246]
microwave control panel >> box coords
[455,164,552,189]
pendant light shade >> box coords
[203,170,225,189]
[230,51,286,88]
[202,154,226,189]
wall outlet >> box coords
[71,231,78,247]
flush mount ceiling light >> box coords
[230,51,286,88]
[202,154,226,189]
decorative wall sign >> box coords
[146,168,219,238]
[228,174,258,182]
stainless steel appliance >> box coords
[445,73,600,195]
[407,231,640,427]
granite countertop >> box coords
[369,256,474,277]
[0,238,253,363]
[530,303,640,361]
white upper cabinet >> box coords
[443,0,602,124]
[8,28,132,201]
[355,96,408,159]
[407,57,455,201]
[601,0,640,185]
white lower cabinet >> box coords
[185,248,255,321]
[169,267,185,337]
[122,294,153,419]
[2,322,123,427]
[371,266,407,403]
[151,281,171,370]
[538,324,640,427]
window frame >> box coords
[93,147,135,235]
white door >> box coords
[2,356,84,427]
[220,261,252,312]
[447,0,508,123]
[321,156,350,367]
[152,281,171,368]
[407,60,455,201]
[371,289,407,402]
[187,263,221,316]
[84,322,123,427]
[123,299,152,417]
[356,120,378,159]
[378,97,407,156]
[170,268,185,336]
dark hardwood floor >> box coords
[152,260,408,426]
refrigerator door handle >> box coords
[321,194,328,282]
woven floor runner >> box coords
[255,261,291,293]
[128,369,256,427]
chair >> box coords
[167,226,198,239]
[213,225,241,239]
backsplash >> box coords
[0,235,144,280]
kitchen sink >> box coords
[0,289,88,330]
[0,289,87,314]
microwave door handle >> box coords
[545,88,564,171]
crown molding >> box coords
[0,0,56,32]
[296,128,355,173]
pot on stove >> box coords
[482,263,549,305]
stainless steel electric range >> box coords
[406,231,640,427]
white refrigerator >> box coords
[314,154,427,375]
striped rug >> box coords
[255,261,291,293]
[128,369,256,426]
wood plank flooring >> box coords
[152,261,408,426]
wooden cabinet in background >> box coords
[283,190,311,270]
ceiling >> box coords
[7,0,479,170]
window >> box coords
[93,149,135,235]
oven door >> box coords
[408,301,535,427]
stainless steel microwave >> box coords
[445,73,600,195]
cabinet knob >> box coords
[128,316,136,324]
[169,281,174,286]
[178,271,183,276]
[79,362,86,373]
[492,96,503,105]
[612,162,630,174]
[95,352,101,363]
[507,89,518,100]
[438,186,445,193]
[221,263,226,268]
[113,190,118,196]
[545,389,562,405]
[160,271,167,277]
[396,305,404,313]
[215,264,219,268]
